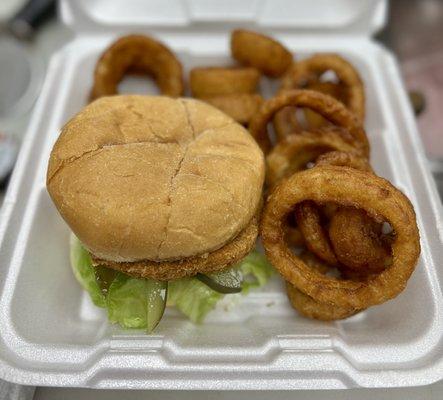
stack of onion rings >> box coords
[262,166,420,313]
[278,148,393,281]
[249,89,369,155]
[262,103,419,319]
[189,66,263,125]
[255,87,419,320]
[259,91,372,265]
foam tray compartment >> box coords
[0,18,442,391]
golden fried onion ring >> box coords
[294,201,338,266]
[261,166,420,309]
[284,225,304,247]
[249,90,369,155]
[315,150,372,172]
[329,207,392,273]
[281,54,365,121]
[266,131,365,253]
[266,128,363,187]
[274,54,365,140]
[90,35,184,100]
[200,93,263,125]
[286,282,359,321]
[190,67,260,98]
[273,82,347,139]
[272,106,301,141]
[303,81,349,129]
[317,151,391,274]
[286,250,359,320]
[231,29,292,77]
[294,152,389,270]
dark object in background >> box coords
[0,133,18,190]
[409,90,426,116]
[7,0,56,40]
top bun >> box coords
[47,95,264,262]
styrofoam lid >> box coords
[60,0,387,36]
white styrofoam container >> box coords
[0,0,442,390]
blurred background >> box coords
[0,0,442,399]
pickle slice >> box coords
[146,280,168,333]
[94,265,118,296]
[197,268,242,294]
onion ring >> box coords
[272,106,301,140]
[304,81,348,128]
[294,201,338,266]
[266,128,363,187]
[190,67,260,97]
[266,131,364,252]
[315,150,372,172]
[200,94,263,125]
[261,166,420,309]
[317,151,391,274]
[329,207,392,273]
[274,54,365,139]
[298,249,330,274]
[286,282,359,321]
[273,82,347,139]
[249,90,369,155]
[90,35,184,100]
[231,29,292,77]
[285,250,359,320]
[340,267,382,282]
[285,225,304,247]
[295,151,390,273]
[281,54,365,121]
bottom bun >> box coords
[91,215,258,281]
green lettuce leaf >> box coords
[238,251,274,294]
[167,278,222,323]
[70,235,106,307]
[106,273,149,329]
[167,251,274,323]
[70,235,274,329]
[106,275,167,331]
